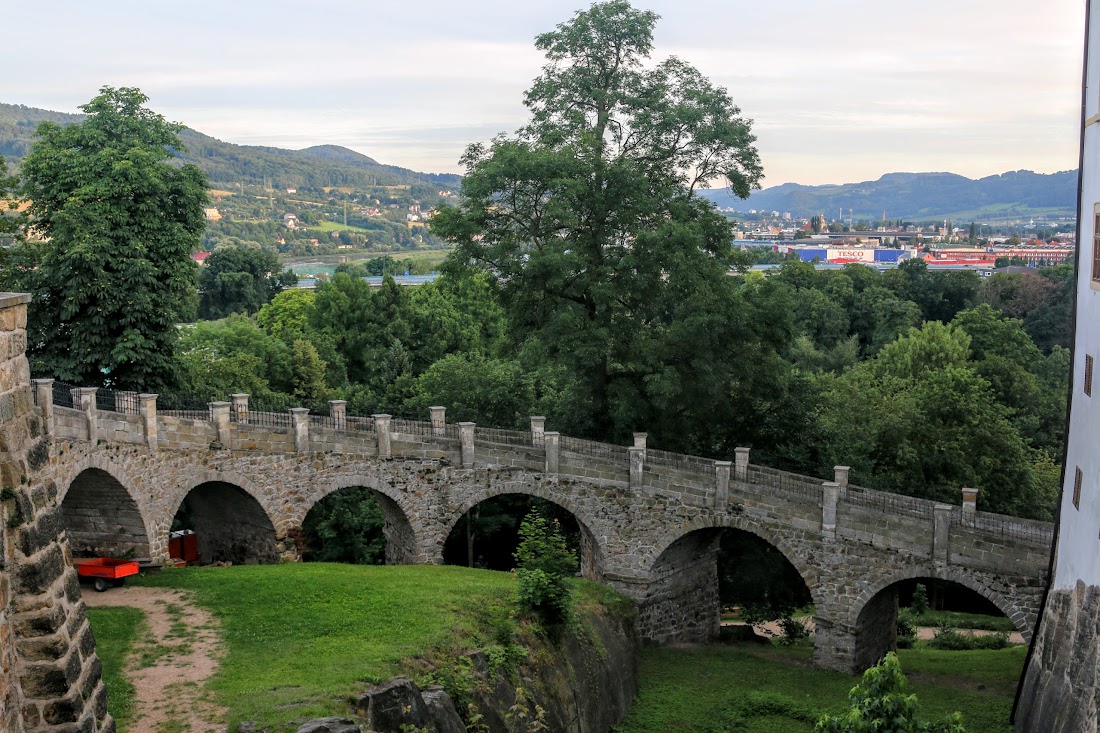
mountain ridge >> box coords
[700,168,1077,222]
[0,102,458,191]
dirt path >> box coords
[83,586,227,733]
[735,618,1026,645]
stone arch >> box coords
[60,465,155,561]
[849,566,1030,636]
[295,474,426,565]
[170,472,280,565]
[644,515,822,607]
[441,478,607,580]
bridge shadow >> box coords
[172,481,279,565]
[61,467,152,561]
[441,494,602,579]
[299,484,417,565]
[641,526,816,645]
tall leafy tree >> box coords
[18,87,207,390]
[432,1,767,442]
[198,246,295,319]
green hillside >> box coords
[0,102,460,191]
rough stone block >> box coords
[295,718,361,733]
[354,676,429,730]
[15,544,65,596]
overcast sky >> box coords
[3,0,1087,187]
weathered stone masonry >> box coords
[32,383,1054,674]
[0,294,111,733]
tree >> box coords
[198,246,294,319]
[0,156,20,239]
[432,1,765,442]
[18,87,208,390]
[815,653,965,733]
[514,511,578,627]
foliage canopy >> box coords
[17,86,207,390]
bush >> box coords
[514,512,577,628]
[777,615,811,645]
[927,627,1010,651]
[815,652,966,733]
[897,608,918,649]
[911,583,930,615]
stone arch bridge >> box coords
[27,380,1053,673]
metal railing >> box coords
[845,484,935,518]
[475,425,532,447]
[157,393,211,422]
[52,381,76,409]
[560,435,629,461]
[648,448,715,473]
[745,464,825,498]
[954,508,1055,545]
[247,395,298,428]
[391,418,434,437]
[96,388,140,415]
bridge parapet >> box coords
[32,381,1054,567]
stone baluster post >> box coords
[714,461,731,509]
[628,446,645,490]
[32,378,53,436]
[633,432,647,459]
[544,432,560,475]
[459,422,476,467]
[530,416,546,448]
[231,393,250,424]
[429,406,446,437]
[734,447,750,482]
[834,465,850,488]
[961,487,978,517]
[290,408,310,453]
[210,402,231,448]
[822,481,840,539]
[138,393,158,450]
[374,414,392,458]
[73,387,97,443]
[933,504,953,565]
[113,391,134,415]
[330,400,347,431]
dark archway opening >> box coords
[61,468,150,560]
[853,577,1019,671]
[641,527,813,645]
[171,482,278,565]
[300,486,417,565]
[718,529,813,625]
[443,495,594,576]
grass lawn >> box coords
[614,642,1025,733]
[132,563,517,732]
[86,607,144,733]
[308,220,372,234]
[909,609,1018,632]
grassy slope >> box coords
[132,564,516,732]
[615,643,1025,733]
[86,607,144,733]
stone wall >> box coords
[60,468,149,560]
[633,529,721,644]
[1015,582,1100,732]
[0,293,111,733]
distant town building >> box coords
[203,207,221,221]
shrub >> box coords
[897,608,918,649]
[777,615,811,645]
[911,583,930,615]
[927,628,1010,651]
[514,512,577,628]
[815,652,966,733]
